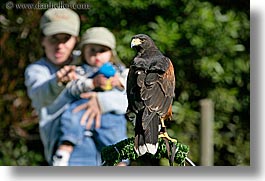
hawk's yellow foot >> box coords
[159,132,177,143]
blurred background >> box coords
[0,0,249,166]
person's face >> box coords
[42,33,77,66]
[83,44,112,67]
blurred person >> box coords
[53,27,129,166]
[24,8,82,165]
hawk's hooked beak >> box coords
[131,38,142,48]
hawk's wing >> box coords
[126,64,144,113]
[140,57,175,129]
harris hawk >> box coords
[126,34,176,157]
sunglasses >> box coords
[47,34,72,44]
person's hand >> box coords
[110,74,123,88]
[72,92,101,129]
[93,74,124,90]
[92,74,108,89]
[56,65,77,85]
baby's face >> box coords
[83,44,112,67]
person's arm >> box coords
[96,67,129,114]
[97,89,128,114]
[117,68,129,89]
[25,64,64,109]
[71,68,129,129]
[66,77,94,98]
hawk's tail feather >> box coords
[134,109,160,156]
[134,141,158,156]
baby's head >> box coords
[80,27,119,67]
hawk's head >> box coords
[131,34,157,52]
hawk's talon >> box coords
[159,132,177,143]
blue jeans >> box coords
[60,99,127,166]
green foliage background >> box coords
[0,0,249,165]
